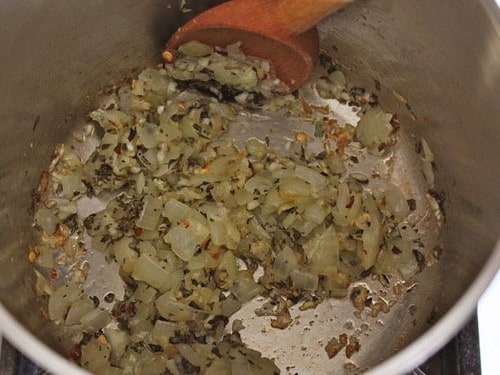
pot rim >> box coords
[368,239,500,374]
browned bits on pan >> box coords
[345,335,361,359]
[270,299,293,330]
[325,333,348,359]
[301,98,313,114]
[325,333,361,359]
[369,297,390,317]
[309,103,331,114]
[270,312,293,330]
[294,131,310,146]
[350,284,370,311]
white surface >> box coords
[471,4,497,374]
[477,4,498,375]
[478,270,500,375]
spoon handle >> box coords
[277,0,352,35]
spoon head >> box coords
[165,0,319,92]
[167,27,319,91]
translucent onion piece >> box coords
[355,107,393,153]
[294,165,327,190]
[80,337,111,373]
[136,197,163,230]
[65,297,95,325]
[35,244,54,268]
[48,284,82,322]
[131,254,172,291]
[383,184,410,221]
[103,328,129,364]
[245,138,268,160]
[34,208,59,234]
[273,246,299,281]
[163,220,210,261]
[244,175,274,194]
[206,358,232,375]
[290,269,319,291]
[156,292,196,322]
[303,226,340,274]
[112,237,138,274]
[80,308,112,331]
[163,198,206,225]
[232,278,261,302]
[178,40,214,57]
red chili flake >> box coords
[133,227,143,237]
[211,248,221,260]
[182,218,190,229]
[125,302,137,317]
[68,345,82,361]
[50,268,58,279]
[345,195,355,209]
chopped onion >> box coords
[244,175,273,194]
[273,246,299,281]
[35,244,54,268]
[103,328,128,363]
[178,40,214,57]
[65,297,95,325]
[278,177,312,199]
[136,196,162,230]
[80,337,111,373]
[245,138,268,160]
[131,254,172,291]
[294,165,327,190]
[355,107,393,153]
[111,237,138,274]
[206,358,232,375]
[156,292,196,321]
[162,198,206,225]
[303,226,339,274]
[383,184,410,221]
[48,284,82,322]
[34,208,59,234]
[290,269,319,291]
[232,278,261,302]
[163,220,210,261]
[80,308,112,331]
[152,320,177,349]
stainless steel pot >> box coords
[0,0,498,374]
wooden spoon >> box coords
[164,0,352,91]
